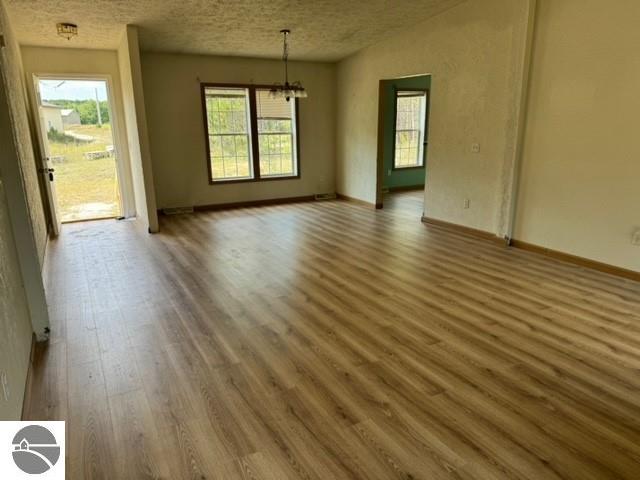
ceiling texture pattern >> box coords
[6,0,465,61]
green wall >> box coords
[382,75,431,189]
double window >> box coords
[393,90,428,169]
[202,84,300,183]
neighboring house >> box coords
[61,108,81,126]
[40,102,64,133]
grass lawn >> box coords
[48,124,121,222]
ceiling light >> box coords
[56,23,78,40]
[270,29,307,102]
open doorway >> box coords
[375,74,431,214]
[34,76,123,227]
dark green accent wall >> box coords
[382,75,431,189]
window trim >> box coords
[201,82,301,185]
[391,88,429,171]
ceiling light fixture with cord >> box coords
[269,29,307,102]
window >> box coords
[393,90,428,169]
[202,84,300,183]
[204,87,253,181]
[257,89,297,177]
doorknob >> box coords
[38,167,55,181]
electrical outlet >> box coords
[632,229,640,246]
[387,169,392,176]
[471,143,481,153]
[463,199,470,209]
[1,372,9,401]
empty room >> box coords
[1,0,639,478]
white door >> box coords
[33,78,61,236]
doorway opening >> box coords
[35,77,123,225]
[375,74,431,213]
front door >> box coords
[34,77,123,225]
[34,79,61,235]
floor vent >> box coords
[315,193,337,201]
[162,206,194,215]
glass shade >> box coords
[269,85,307,100]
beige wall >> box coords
[0,1,47,263]
[140,52,336,209]
[336,0,530,235]
[21,46,136,219]
[117,26,159,232]
[0,0,43,419]
[0,178,33,420]
[514,0,640,272]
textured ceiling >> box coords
[5,0,465,61]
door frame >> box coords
[374,79,386,209]
[33,82,61,236]
[375,76,431,210]
[31,73,135,226]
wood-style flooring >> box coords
[24,191,640,479]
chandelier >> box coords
[270,29,307,102]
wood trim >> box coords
[201,83,302,185]
[510,239,640,282]
[336,193,381,209]
[294,98,302,179]
[247,85,261,179]
[392,165,425,171]
[207,175,300,186]
[189,195,315,212]
[375,80,386,208]
[201,82,216,183]
[388,184,424,192]
[20,333,36,420]
[421,217,640,282]
[61,215,118,225]
[421,215,507,245]
[200,82,282,90]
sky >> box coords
[39,79,108,101]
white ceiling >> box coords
[5,0,465,61]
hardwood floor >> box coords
[25,191,640,479]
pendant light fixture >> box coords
[270,29,307,102]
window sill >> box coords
[209,174,300,185]
[392,165,425,171]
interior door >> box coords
[33,78,61,236]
